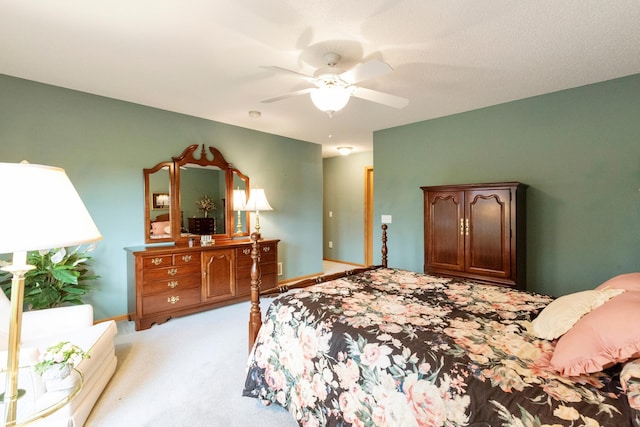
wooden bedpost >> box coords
[381,224,388,268]
[248,232,262,352]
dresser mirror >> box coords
[144,161,174,243]
[143,144,250,244]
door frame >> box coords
[364,166,374,266]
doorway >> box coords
[364,166,374,266]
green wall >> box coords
[323,151,373,265]
[373,74,640,297]
[0,74,323,319]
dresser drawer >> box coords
[142,274,201,296]
[142,255,173,269]
[236,243,277,268]
[173,252,200,266]
[237,272,277,297]
[142,263,201,282]
[236,261,277,281]
[142,287,201,315]
[236,243,277,278]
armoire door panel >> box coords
[426,191,465,272]
[466,189,511,278]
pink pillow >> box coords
[596,272,640,292]
[151,221,171,236]
[550,290,640,376]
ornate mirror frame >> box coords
[143,144,250,244]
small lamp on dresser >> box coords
[0,161,102,426]
[233,188,247,233]
[243,188,273,235]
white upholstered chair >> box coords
[0,292,117,427]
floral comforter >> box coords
[243,268,640,426]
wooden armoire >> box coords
[421,182,527,289]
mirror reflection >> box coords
[145,163,172,242]
[180,167,226,236]
[232,169,249,235]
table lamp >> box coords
[233,188,247,233]
[242,188,272,235]
[0,162,102,426]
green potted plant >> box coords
[0,245,99,310]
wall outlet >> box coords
[277,262,283,276]
[328,241,333,248]
[329,211,333,218]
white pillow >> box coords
[529,288,624,340]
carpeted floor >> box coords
[86,261,355,426]
[86,300,298,426]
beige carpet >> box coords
[85,299,298,427]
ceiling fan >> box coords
[261,52,409,116]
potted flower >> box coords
[0,244,99,310]
[196,195,216,218]
[35,341,90,382]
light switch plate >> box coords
[381,215,392,224]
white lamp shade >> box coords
[243,188,273,212]
[0,162,102,255]
[310,86,352,114]
[233,189,247,210]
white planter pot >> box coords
[41,363,72,382]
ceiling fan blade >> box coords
[261,66,316,83]
[351,87,409,109]
[260,88,313,103]
[340,59,393,84]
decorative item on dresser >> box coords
[422,182,527,289]
[242,188,273,234]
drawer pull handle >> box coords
[181,255,192,262]
[168,281,179,289]
[167,296,180,304]
[152,257,164,265]
[242,248,250,255]
[167,268,178,276]
[263,247,270,253]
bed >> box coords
[243,229,640,426]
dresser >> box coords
[421,182,526,289]
[126,239,279,330]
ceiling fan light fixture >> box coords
[310,86,351,115]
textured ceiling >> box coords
[1,1,639,157]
